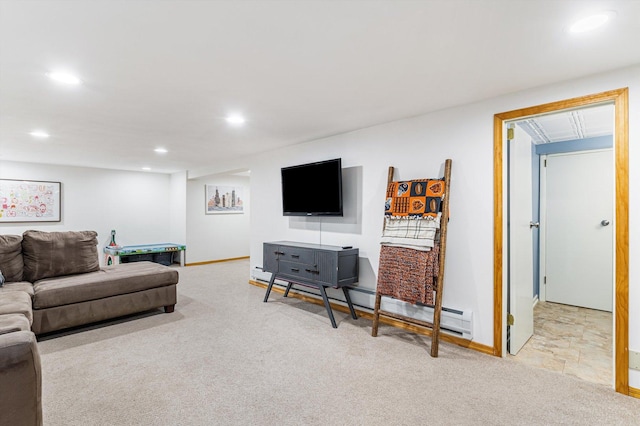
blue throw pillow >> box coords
[0,269,5,287]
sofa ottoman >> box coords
[31,261,178,334]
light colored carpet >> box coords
[38,260,640,425]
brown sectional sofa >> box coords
[0,230,179,426]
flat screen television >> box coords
[281,158,343,216]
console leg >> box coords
[318,285,337,328]
[164,304,175,313]
[283,282,294,297]
[263,274,277,303]
[342,287,358,319]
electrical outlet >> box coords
[630,350,640,371]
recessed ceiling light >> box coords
[47,71,82,85]
[142,167,151,171]
[154,148,168,154]
[29,130,50,139]
[225,114,246,126]
[569,12,614,33]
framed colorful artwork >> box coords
[0,179,61,222]
[205,185,244,214]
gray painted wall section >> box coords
[535,135,613,155]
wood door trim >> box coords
[493,88,629,394]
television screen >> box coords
[281,158,343,216]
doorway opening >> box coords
[493,88,629,395]
[505,104,615,387]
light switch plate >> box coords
[630,350,640,370]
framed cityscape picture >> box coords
[0,179,61,222]
[205,185,244,214]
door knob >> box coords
[529,221,540,228]
[601,220,610,226]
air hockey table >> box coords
[103,243,186,267]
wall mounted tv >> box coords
[281,158,343,216]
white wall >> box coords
[185,173,250,263]
[248,105,496,337]
[0,160,250,266]
[240,65,640,385]
[0,161,173,264]
[169,171,187,245]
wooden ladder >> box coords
[371,159,452,357]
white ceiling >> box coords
[517,103,614,144]
[1,1,639,174]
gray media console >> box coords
[262,241,359,328]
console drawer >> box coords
[278,247,314,265]
[278,260,316,281]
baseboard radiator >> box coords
[252,268,472,340]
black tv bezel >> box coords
[281,158,343,217]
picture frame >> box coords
[0,179,61,222]
[205,184,244,214]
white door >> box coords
[544,150,614,312]
[508,125,535,355]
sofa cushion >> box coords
[0,235,24,283]
[33,261,179,309]
[0,281,35,299]
[0,291,33,324]
[0,313,31,335]
[22,230,100,282]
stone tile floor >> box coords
[509,301,612,386]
